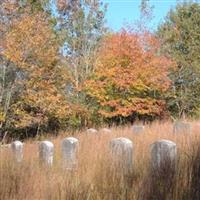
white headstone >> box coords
[150,139,177,168]
[132,125,145,134]
[110,137,133,174]
[173,122,191,134]
[86,128,98,134]
[11,141,23,162]
[100,128,112,134]
[62,137,79,169]
[39,141,54,166]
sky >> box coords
[103,0,178,31]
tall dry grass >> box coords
[1,121,200,200]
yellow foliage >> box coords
[1,11,70,130]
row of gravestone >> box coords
[10,138,78,169]
[133,121,192,134]
[9,137,177,173]
[88,122,192,135]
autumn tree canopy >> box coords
[0,2,70,137]
[84,30,173,122]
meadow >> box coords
[1,121,200,200]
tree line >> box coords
[0,0,200,138]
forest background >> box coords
[1,0,200,139]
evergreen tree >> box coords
[158,2,200,118]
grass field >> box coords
[1,121,200,200]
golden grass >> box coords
[1,121,200,200]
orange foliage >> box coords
[3,13,58,69]
[85,30,173,119]
[2,12,70,129]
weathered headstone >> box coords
[39,141,54,166]
[110,137,133,174]
[132,125,145,134]
[86,128,98,134]
[62,137,79,169]
[150,139,177,169]
[11,141,23,162]
[173,122,191,134]
[100,128,112,134]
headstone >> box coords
[132,125,145,134]
[86,128,98,134]
[11,141,23,162]
[110,137,133,174]
[100,128,112,134]
[39,141,54,166]
[173,122,191,134]
[62,137,79,169]
[150,139,177,169]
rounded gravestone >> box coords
[62,137,79,169]
[173,122,191,134]
[39,141,54,166]
[132,125,145,134]
[150,139,177,169]
[86,128,98,134]
[110,137,133,174]
[11,141,23,162]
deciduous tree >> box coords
[56,0,107,93]
[84,30,172,123]
[1,8,69,136]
